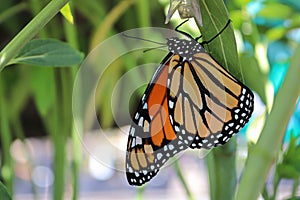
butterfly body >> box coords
[167,37,204,61]
[126,32,254,186]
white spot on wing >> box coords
[157,153,162,160]
[143,103,148,109]
[188,136,194,141]
[136,136,142,145]
[138,117,144,126]
[169,100,174,109]
[135,112,139,120]
[131,138,136,147]
[164,145,167,151]
[128,167,133,173]
[130,127,135,135]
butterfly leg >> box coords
[174,19,193,38]
[200,20,231,45]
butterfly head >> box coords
[166,38,204,61]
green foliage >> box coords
[277,136,300,180]
[199,0,241,79]
[1,0,300,200]
[257,2,294,19]
[11,39,83,67]
[0,182,11,200]
[262,135,300,200]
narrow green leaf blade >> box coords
[11,38,83,67]
[0,182,11,200]
[60,3,74,24]
[198,0,242,80]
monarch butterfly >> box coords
[126,20,254,186]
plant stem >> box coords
[52,136,66,200]
[206,138,236,200]
[0,76,13,195]
[135,0,150,27]
[136,186,145,200]
[90,0,135,49]
[235,45,300,200]
[52,68,73,200]
[270,171,281,200]
[52,69,66,200]
[291,178,299,198]
[62,6,80,199]
[0,0,69,71]
[71,130,81,200]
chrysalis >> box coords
[165,0,203,26]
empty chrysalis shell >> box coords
[165,0,203,26]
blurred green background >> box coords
[0,0,300,199]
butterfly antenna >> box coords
[143,45,167,53]
[122,33,165,45]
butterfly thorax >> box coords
[166,38,204,61]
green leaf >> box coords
[0,182,12,200]
[284,136,298,161]
[273,135,300,185]
[11,38,83,67]
[198,0,242,80]
[277,164,299,179]
[280,136,300,174]
[60,3,74,24]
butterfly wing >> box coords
[126,35,254,186]
[167,52,254,149]
[126,53,189,186]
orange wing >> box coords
[126,53,188,186]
